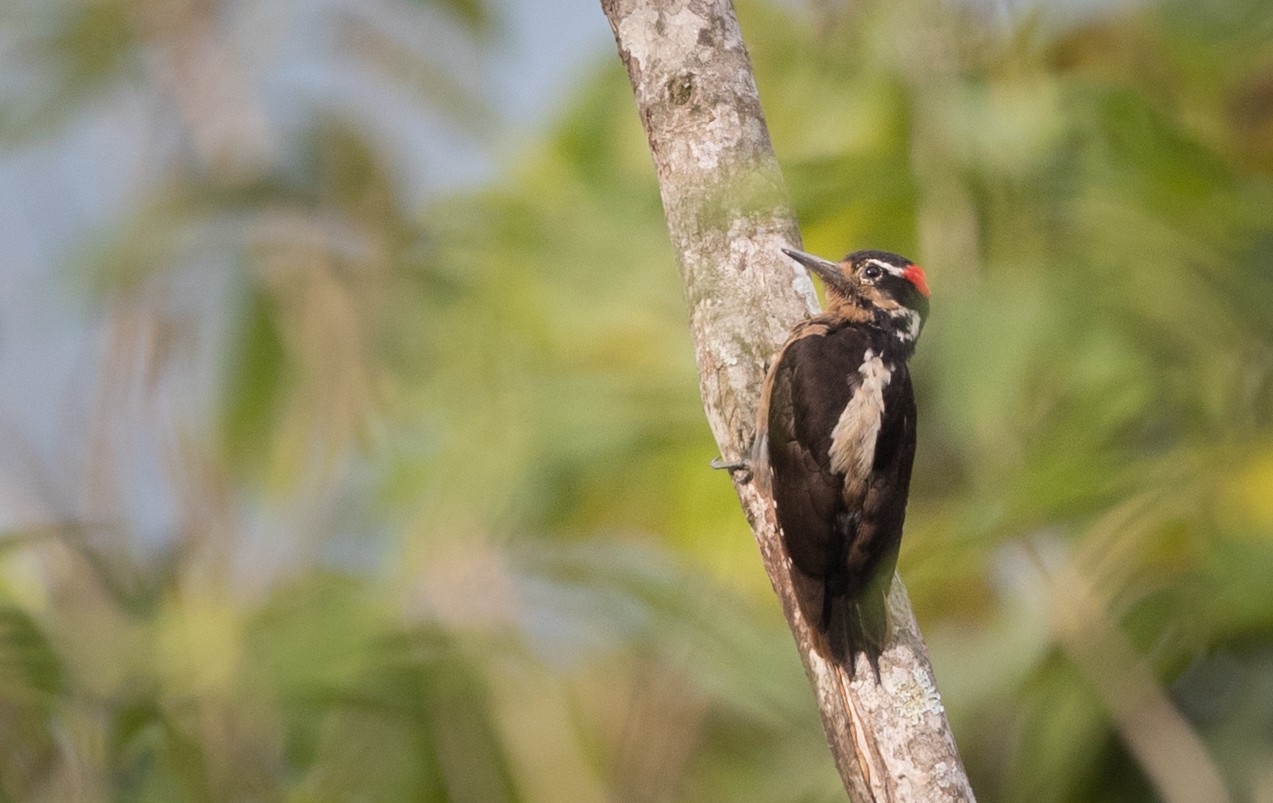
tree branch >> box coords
[600,1,974,799]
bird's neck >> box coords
[824,294,874,324]
[824,295,922,359]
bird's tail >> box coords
[791,566,892,679]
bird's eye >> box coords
[862,264,883,280]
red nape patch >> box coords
[903,264,931,297]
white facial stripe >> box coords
[828,351,892,501]
[892,308,923,342]
[866,258,905,278]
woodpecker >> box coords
[755,247,930,676]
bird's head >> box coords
[782,247,930,343]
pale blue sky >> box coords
[0,0,615,531]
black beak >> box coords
[781,248,844,288]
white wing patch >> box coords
[828,351,892,501]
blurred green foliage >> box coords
[1,0,1272,800]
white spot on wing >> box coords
[828,351,892,499]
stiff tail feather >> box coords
[790,566,891,680]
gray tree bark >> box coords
[599,1,975,800]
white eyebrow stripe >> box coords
[866,258,905,277]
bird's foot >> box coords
[710,457,752,481]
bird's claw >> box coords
[710,457,752,481]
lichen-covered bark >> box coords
[606,0,816,452]
[600,0,974,800]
